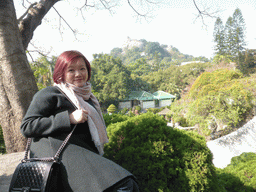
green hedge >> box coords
[217,152,256,191]
[104,112,223,191]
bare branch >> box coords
[19,0,60,50]
[27,42,53,61]
[193,0,220,28]
[80,0,95,9]
[52,6,76,34]
[27,51,35,63]
[127,0,147,17]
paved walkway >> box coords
[0,151,24,191]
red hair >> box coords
[53,50,91,84]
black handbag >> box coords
[9,124,77,192]
[9,87,78,192]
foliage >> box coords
[90,54,132,108]
[110,39,195,66]
[103,113,130,127]
[237,49,256,75]
[134,105,141,112]
[127,58,151,77]
[142,62,209,96]
[119,107,129,115]
[232,8,246,55]
[30,56,56,90]
[107,104,117,114]
[213,8,246,60]
[213,17,226,55]
[104,113,223,192]
[216,152,256,191]
[0,125,6,154]
[170,68,255,137]
[212,54,233,64]
[146,107,166,114]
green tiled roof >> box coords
[125,91,155,101]
[153,91,176,100]
[123,91,176,101]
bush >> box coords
[120,107,129,115]
[104,112,223,192]
[107,104,117,114]
[103,113,130,127]
[216,152,256,191]
[170,68,255,137]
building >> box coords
[119,90,176,110]
[152,91,176,108]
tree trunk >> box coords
[0,0,60,153]
[0,0,38,153]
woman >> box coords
[20,50,139,192]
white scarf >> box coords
[54,82,108,156]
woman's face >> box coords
[64,58,88,87]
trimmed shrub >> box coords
[217,152,256,191]
[107,104,117,114]
[104,112,223,192]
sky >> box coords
[14,0,256,62]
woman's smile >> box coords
[64,58,88,87]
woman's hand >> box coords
[69,109,88,124]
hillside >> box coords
[110,37,209,65]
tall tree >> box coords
[213,17,226,55]
[232,8,246,56]
[224,16,235,56]
[90,54,131,109]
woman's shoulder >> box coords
[32,86,61,102]
[35,86,60,95]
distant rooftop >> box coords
[125,91,155,101]
[123,90,175,101]
[180,61,205,66]
[153,91,176,100]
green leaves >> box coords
[213,8,246,61]
[90,54,131,108]
[171,68,255,137]
[217,153,256,191]
[30,56,56,90]
[104,113,222,192]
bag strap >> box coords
[23,86,78,163]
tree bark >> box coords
[19,0,60,50]
[0,0,38,153]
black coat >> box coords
[20,86,132,192]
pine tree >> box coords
[213,17,226,55]
[224,16,235,56]
[232,8,246,56]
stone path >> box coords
[0,151,25,191]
